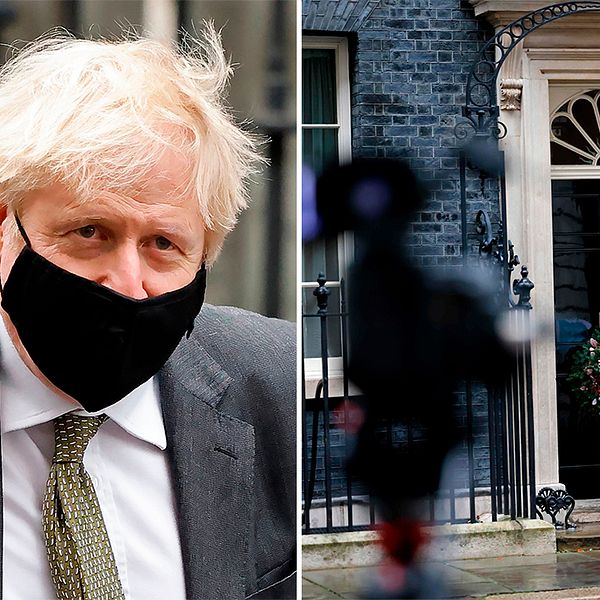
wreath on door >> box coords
[566,329,600,414]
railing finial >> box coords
[513,265,535,309]
[313,273,330,314]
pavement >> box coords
[302,552,600,599]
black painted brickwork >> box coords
[305,386,492,503]
[303,0,501,510]
[303,0,501,264]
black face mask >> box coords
[0,217,206,412]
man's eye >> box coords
[155,236,174,251]
[77,225,96,239]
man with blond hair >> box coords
[0,27,295,600]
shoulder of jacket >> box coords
[192,304,295,353]
[187,304,296,420]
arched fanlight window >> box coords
[551,90,600,166]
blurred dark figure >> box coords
[313,159,515,598]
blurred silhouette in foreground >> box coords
[306,158,516,598]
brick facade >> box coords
[303,0,501,507]
[303,0,500,264]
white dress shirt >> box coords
[0,318,187,600]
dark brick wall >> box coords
[303,0,500,265]
[305,387,492,504]
[303,0,501,513]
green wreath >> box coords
[566,328,600,414]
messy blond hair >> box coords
[0,25,262,265]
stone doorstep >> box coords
[557,523,600,552]
[491,590,600,600]
[571,499,600,524]
[548,499,600,552]
[302,519,556,571]
[303,531,383,572]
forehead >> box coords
[134,133,195,201]
[21,144,200,224]
[111,139,196,206]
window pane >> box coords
[551,141,595,166]
[302,286,342,359]
[553,180,600,369]
[302,49,337,124]
[572,98,600,148]
[302,40,347,360]
[303,128,339,177]
[552,116,596,159]
[303,237,340,283]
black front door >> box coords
[553,179,600,499]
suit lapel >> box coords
[159,338,255,600]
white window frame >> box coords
[302,36,352,163]
[550,85,600,179]
[302,35,354,395]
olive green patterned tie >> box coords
[42,413,125,600]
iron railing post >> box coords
[313,273,333,531]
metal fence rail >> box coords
[302,271,537,534]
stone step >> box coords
[572,511,600,524]
[571,500,600,524]
[557,523,600,552]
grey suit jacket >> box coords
[158,304,296,600]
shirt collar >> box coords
[0,313,166,450]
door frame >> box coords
[500,48,600,489]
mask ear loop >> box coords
[0,214,32,295]
[14,214,32,248]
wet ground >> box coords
[302,552,600,599]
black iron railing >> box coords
[302,269,537,534]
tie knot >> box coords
[52,413,107,463]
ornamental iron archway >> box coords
[458,2,600,292]
[461,2,600,137]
